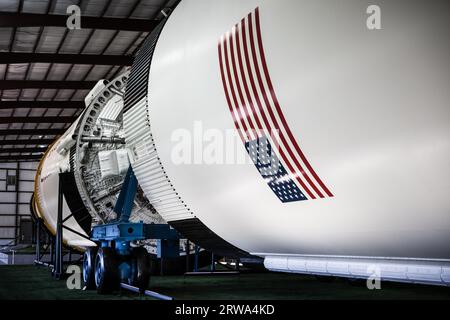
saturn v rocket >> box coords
[33,0,450,286]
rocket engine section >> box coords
[33,73,165,251]
[122,0,450,286]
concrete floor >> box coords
[0,265,449,300]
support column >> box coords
[185,240,190,272]
[14,163,20,245]
[50,236,54,266]
[211,252,215,272]
[194,245,199,272]
[35,219,40,262]
[54,173,63,279]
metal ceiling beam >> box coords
[0,12,159,32]
[0,52,133,66]
[0,129,64,135]
[0,154,43,161]
[0,147,48,153]
[0,139,54,145]
[0,101,85,109]
[0,116,76,124]
[0,80,96,89]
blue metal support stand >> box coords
[91,166,181,254]
[114,166,138,223]
[88,165,182,293]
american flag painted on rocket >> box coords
[218,7,333,202]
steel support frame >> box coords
[90,166,182,285]
[34,218,54,268]
[14,163,20,245]
[0,12,159,32]
[0,52,132,66]
[53,172,64,279]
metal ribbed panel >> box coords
[124,97,192,222]
[69,144,76,171]
[123,20,167,113]
[123,15,193,222]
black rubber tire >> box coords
[129,247,150,293]
[83,247,98,290]
[95,247,119,294]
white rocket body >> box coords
[124,0,450,285]
[34,119,95,250]
[34,0,450,286]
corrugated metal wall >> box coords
[0,161,38,247]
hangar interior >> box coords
[0,0,174,257]
[0,0,449,300]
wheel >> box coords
[82,247,98,289]
[128,247,150,293]
[95,247,119,294]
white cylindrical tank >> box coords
[33,119,93,250]
[123,0,450,285]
